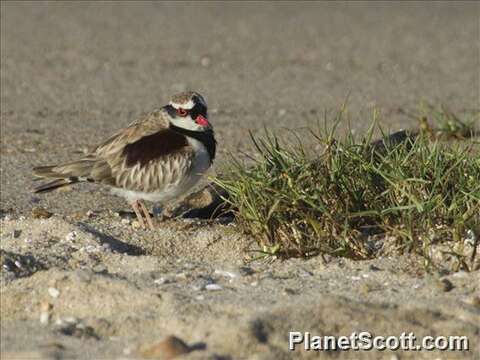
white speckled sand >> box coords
[1,2,479,359]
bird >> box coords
[32,91,216,230]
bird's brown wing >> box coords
[89,109,195,191]
[93,109,170,157]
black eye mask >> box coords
[165,103,207,120]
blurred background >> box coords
[1,1,479,213]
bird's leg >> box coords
[139,200,155,230]
[130,201,146,229]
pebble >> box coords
[12,230,21,238]
[39,301,52,325]
[121,218,131,225]
[65,231,77,242]
[277,109,287,117]
[56,317,79,326]
[154,277,167,285]
[140,335,191,359]
[369,265,382,271]
[200,56,211,67]
[283,288,297,295]
[437,278,455,292]
[471,296,480,309]
[31,207,53,219]
[214,269,239,279]
[175,272,188,280]
[464,229,476,246]
[205,283,222,291]
[131,221,142,229]
[238,266,254,276]
[48,287,60,298]
[85,245,98,253]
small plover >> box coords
[33,91,216,230]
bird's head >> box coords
[166,91,211,132]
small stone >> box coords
[48,287,60,298]
[121,218,131,225]
[140,335,191,359]
[214,269,239,279]
[205,283,222,291]
[369,265,382,271]
[437,278,455,292]
[86,210,95,218]
[39,301,52,325]
[464,229,476,246]
[471,296,480,309]
[200,56,211,67]
[238,267,254,276]
[154,276,176,285]
[175,272,188,280]
[58,186,72,193]
[70,211,85,221]
[85,245,98,253]
[65,231,77,242]
[131,220,142,229]
[32,207,53,219]
[12,230,21,238]
[283,288,296,295]
[277,109,287,117]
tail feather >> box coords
[33,178,79,193]
[33,165,62,179]
[32,158,96,193]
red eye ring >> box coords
[177,108,188,117]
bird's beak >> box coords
[195,115,210,127]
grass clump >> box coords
[215,108,480,271]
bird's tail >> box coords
[32,158,95,193]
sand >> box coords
[1,2,479,359]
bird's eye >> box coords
[177,108,188,117]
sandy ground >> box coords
[1,2,479,359]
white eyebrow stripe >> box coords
[170,99,195,110]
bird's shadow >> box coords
[77,222,145,256]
